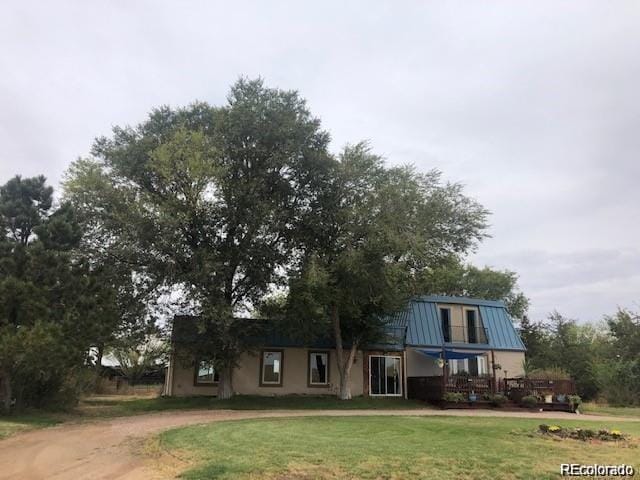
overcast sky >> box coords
[1,1,639,322]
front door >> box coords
[369,355,402,396]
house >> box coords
[163,295,526,399]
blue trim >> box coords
[414,295,506,308]
[417,348,484,360]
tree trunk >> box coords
[218,363,234,400]
[95,344,104,371]
[338,367,352,400]
[332,305,358,400]
[0,370,11,414]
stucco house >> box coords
[163,295,526,399]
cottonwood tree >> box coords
[287,144,489,399]
[64,78,332,399]
[418,258,530,320]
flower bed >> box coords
[538,424,627,442]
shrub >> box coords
[538,424,626,442]
[521,395,539,408]
[489,393,507,407]
[568,395,582,410]
[442,392,465,403]
[528,367,571,381]
[594,359,640,406]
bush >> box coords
[489,393,507,407]
[528,367,571,380]
[594,359,640,406]
[442,392,465,403]
[539,424,626,442]
[568,395,582,410]
[521,395,539,408]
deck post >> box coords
[441,346,447,395]
[491,350,497,394]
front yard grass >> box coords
[0,413,62,440]
[158,416,640,480]
[582,402,640,418]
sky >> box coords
[1,1,639,322]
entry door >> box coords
[369,355,402,396]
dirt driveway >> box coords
[1,408,637,480]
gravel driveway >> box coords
[0,408,636,480]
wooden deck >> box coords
[407,375,577,412]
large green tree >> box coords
[418,258,529,320]
[64,78,332,399]
[0,174,148,412]
[0,176,85,411]
[287,144,489,399]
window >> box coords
[449,358,466,375]
[448,356,488,376]
[477,356,488,375]
[308,351,329,386]
[260,350,283,386]
[466,310,477,343]
[369,355,402,396]
[440,308,451,342]
[194,359,219,385]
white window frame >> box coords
[449,356,488,376]
[477,355,488,375]
[260,350,283,386]
[368,355,403,397]
[308,351,329,386]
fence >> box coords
[503,377,575,402]
[408,375,494,401]
[95,377,164,396]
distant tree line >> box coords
[520,309,640,405]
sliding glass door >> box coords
[369,355,402,396]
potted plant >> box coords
[469,391,478,402]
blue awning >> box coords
[417,349,483,360]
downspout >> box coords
[491,350,497,394]
[403,349,408,399]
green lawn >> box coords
[0,413,62,440]
[582,402,640,418]
[159,416,640,480]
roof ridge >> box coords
[413,295,506,307]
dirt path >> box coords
[0,408,637,480]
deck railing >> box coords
[443,325,489,344]
[445,375,493,395]
[407,375,494,402]
[503,377,576,401]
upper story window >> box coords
[195,359,219,385]
[260,350,283,386]
[466,309,478,343]
[309,351,329,385]
[440,308,451,342]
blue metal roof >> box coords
[392,296,526,351]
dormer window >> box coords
[440,308,451,342]
[466,309,478,343]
